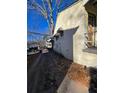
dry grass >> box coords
[67,63,90,88]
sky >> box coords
[27,0,78,41]
[27,0,57,41]
[27,9,49,33]
[27,8,49,41]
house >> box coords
[53,0,97,67]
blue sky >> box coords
[27,0,57,41]
[27,6,50,41]
[27,9,49,33]
[27,0,77,41]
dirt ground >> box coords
[27,50,97,93]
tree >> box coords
[27,0,63,35]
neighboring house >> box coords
[53,0,97,67]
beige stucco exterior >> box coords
[53,0,97,67]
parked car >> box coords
[45,39,52,49]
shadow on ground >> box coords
[88,67,97,93]
[27,50,73,93]
[27,50,97,93]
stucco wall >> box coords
[53,0,96,67]
[53,27,78,60]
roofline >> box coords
[58,0,89,14]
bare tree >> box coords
[27,0,63,35]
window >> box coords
[83,13,97,54]
[88,13,96,27]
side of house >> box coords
[53,0,97,67]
